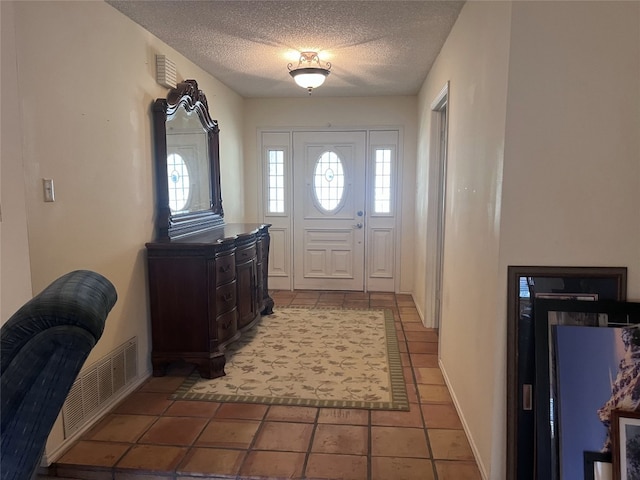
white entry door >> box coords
[293,131,367,290]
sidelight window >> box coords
[267,149,285,213]
[373,148,392,213]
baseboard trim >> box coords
[411,292,427,327]
[438,359,489,480]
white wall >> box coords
[243,97,418,293]
[1,1,33,321]
[415,2,512,477]
[500,0,640,290]
[415,1,640,478]
[5,0,246,460]
[495,2,640,477]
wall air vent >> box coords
[156,54,177,89]
[62,337,138,438]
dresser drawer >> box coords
[216,309,237,344]
[215,253,235,285]
[216,281,236,314]
[236,244,256,264]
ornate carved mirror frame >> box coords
[153,79,223,240]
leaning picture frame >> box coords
[611,410,640,480]
[506,266,627,480]
[554,324,626,480]
[584,451,612,480]
[536,294,602,480]
[534,299,640,480]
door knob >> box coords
[353,223,363,229]
[357,210,364,217]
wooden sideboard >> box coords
[146,223,274,379]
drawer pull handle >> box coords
[223,292,233,302]
[219,265,231,273]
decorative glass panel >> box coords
[374,148,392,213]
[314,151,345,212]
[267,150,285,213]
[167,153,190,212]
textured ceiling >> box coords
[106,1,464,98]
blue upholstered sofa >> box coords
[0,270,117,480]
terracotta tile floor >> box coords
[44,291,482,480]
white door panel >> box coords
[262,132,292,290]
[366,131,399,292]
[293,131,366,290]
[304,229,355,278]
[369,228,394,278]
[267,227,289,277]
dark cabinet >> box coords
[236,239,258,330]
[146,224,273,379]
[147,81,274,379]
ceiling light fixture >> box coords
[288,51,331,95]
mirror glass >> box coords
[166,105,211,214]
[152,79,223,240]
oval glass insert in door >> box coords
[313,151,345,212]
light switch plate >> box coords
[43,178,55,202]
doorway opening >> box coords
[429,83,449,329]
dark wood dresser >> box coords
[146,224,273,379]
[147,80,274,379]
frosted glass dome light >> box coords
[288,52,331,95]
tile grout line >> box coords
[233,407,267,479]
[367,409,373,480]
[399,311,440,480]
[300,408,322,479]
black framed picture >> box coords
[534,299,640,480]
[506,266,627,480]
[584,451,612,480]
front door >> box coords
[292,131,367,290]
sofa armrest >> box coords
[0,270,117,480]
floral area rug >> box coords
[171,307,409,410]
